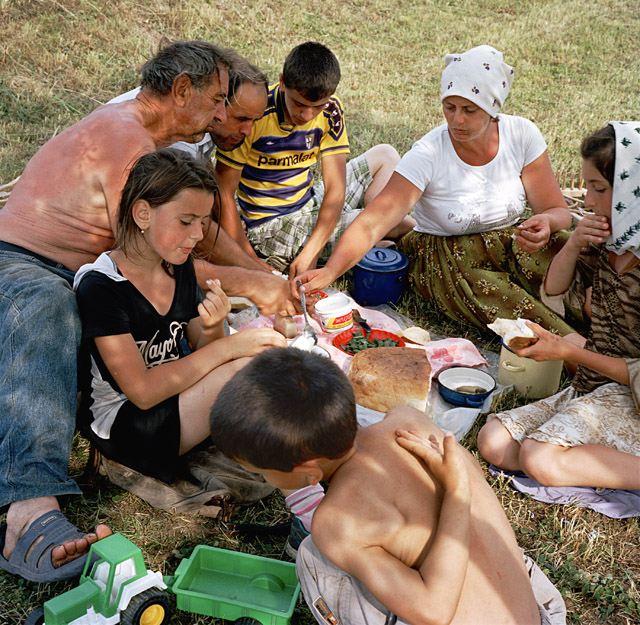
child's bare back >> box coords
[312,406,541,625]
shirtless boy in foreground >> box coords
[210,348,566,625]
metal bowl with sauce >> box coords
[437,366,496,408]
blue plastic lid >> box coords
[356,247,409,273]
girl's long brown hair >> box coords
[116,148,221,261]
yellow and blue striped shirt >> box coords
[216,84,350,228]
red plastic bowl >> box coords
[332,328,405,355]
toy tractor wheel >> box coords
[234,619,263,625]
[120,587,172,625]
[24,607,44,625]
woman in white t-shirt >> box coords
[297,45,576,334]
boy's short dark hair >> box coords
[210,348,357,472]
[282,42,341,102]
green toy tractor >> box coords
[26,533,171,625]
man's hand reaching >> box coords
[248,271,301,316]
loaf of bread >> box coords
[348,347,431,413]
[487,318,539,350]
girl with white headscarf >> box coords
[479,122,640,491]
[296,45,575,334]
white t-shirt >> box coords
[396,114,547,236]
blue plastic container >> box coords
[352,248,409,306]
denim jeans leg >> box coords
[0,251,82,507]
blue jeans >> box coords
[0,245,82,507]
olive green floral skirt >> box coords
[397,226,575,335]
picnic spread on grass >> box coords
[230,286,494,441]
[230,293,640,524]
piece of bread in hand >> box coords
[487,318,539,350]
[348,347,431,413]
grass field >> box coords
[1,1,639,623]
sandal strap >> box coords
[11,510,84,573]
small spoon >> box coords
[296,280,318,345]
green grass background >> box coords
[1,1,639,624]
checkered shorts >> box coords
[246,154,372,271]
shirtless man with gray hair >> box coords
[0,40,293,583]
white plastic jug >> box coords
[497,345,563,399]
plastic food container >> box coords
[169,545,300,625]
[498,343,563,399]
[437,366,496,408]
[352,247,409,306]
[314,293,353,333]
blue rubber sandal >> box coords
[0,510,89,582]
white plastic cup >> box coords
[314,294,353,333]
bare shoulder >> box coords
[312,488,393,571]
[29,101,154,172]
[85,102,154,154]
[311,498,352,558]
[363,407,487,496]
[13,101,153,197]
[69,103,155,188]
[90,100,144,127]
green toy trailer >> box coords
[165,544,300,624]
[25,533,300,625]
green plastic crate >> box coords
[168,546,300,625]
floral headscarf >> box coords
[607,121,640,258]
[440,45,514,118]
